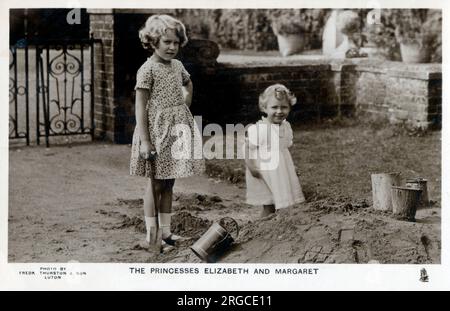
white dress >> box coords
[245,118,305,209]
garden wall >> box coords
[88,10,442,144]
[198,60,335,125]
[202,57,442,130]
[352,61,442,129]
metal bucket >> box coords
[391,186,422,222]
[191,217,239,263]
[406,178,429,209]
[371,172,402,211]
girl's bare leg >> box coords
[159,179,174,214]
[158,179,186,245]
[159,179,174,240]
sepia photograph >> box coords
[7,6,443,266]
[2,0,449,292]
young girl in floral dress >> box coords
[130,15,205,252]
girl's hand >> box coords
[245,155,261,179]
[248,167,262,179]
[182,80,193,107]
[140,140,157,160]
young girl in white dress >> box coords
[130,15,205,252]
[244,84,305,217]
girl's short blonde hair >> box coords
[139,15,188,51]
[258,84,297,111]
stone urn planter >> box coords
[269,9,327,57]
[276,33,306,57]
[399,42,430,63]
[394,10,438,64]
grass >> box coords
[205,117,441,205]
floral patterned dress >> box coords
[130,58,205,179]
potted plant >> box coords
[363,11,400,61]
[394,9,432,63]
[363,9,441,63]
[269,9,327,56]
[424,9,442,63]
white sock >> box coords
[144,216,157,243]
[159,213,171,239]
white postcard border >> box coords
[1,0,449,291]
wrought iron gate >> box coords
[9,38,98,147]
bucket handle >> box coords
[207,217,240,251]
[219,217,239,239]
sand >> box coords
[8,123,441,264]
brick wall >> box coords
[197,62,335,125]
[203,58,441,131]
[196,58,442,130]
[89,9,117,141]
[352,61,442,129]
[330,63,358,117]
[88,10,441,143]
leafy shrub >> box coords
[268,9,330,49]
[364,9,441,62]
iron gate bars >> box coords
[9,42,30,145]
[35,39,96,147]
[9,38,98,147]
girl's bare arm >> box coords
[244,139,261,179]
[135,89,155,154]
[245,157,261,178]
[182,80,193,107]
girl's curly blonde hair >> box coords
[258,84,297,112]
[139,15,188,51]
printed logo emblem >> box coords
[419,268,429,282]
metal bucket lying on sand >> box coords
[191,217,239,263]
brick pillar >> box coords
[330,61,358,117]
[385,67,442,130]
[427,75,442,129]
[88,9,117,142]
